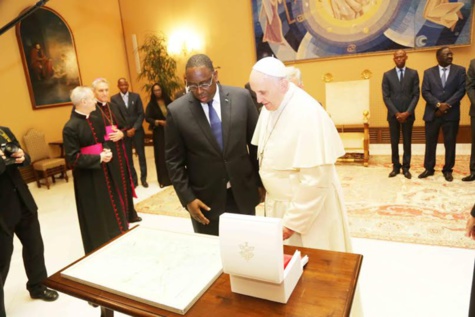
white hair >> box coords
[91,77,109,90]
[285,66,302,86]
[70,86,94,106]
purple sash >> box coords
[104,125,117,141]
[80,143,103,155]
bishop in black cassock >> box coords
[63,86,130,254]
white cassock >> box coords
[251,83,352,252]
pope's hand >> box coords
[187,199,210,225]
[283,226,294,240]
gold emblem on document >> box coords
[361,69,372,79]
[239,242,255,261]
[322,72,334,82]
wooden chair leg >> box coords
[63,165,69,182]
[43,171,51,190]
[32,169,41,188]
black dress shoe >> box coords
[30,288,59,302]
[403,170,412,179]
[129,216,142,223]
[418,170,434,179]
[443,172,453,182]
[462,174,475,182]
[388,169,400,177]
[141,181,149,188]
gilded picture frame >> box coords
[16,6,81,110]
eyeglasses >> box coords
[186,74,214,91]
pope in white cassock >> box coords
[249,57,352,253]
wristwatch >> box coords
[436,102,441,108]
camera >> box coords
[0,142,20,165]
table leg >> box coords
[100,306,114,317]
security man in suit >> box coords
[111,78,148,188]
[0,126,58,310]
[462,59,475,182]
[419,46,466,182]
[165,54,264,236]
[382,49,420,179]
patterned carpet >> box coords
[135,155,475,249]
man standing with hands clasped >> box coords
[462,58,475,182]
[110,78,148,188]
[382,49,420,179]
[419,46,466,182]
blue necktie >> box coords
[207,101,223,150]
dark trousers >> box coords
[469,116,475,173]
[191,188,239,236]
[470,260,475,317]
[389,118,414,170]
[423,118,459,173]
[0,194,47,297]
[124,128,147,185]
[0,265,4,317]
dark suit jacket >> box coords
[111,92,145,131]
[165,84,261,220]
[382,67,420,121]
[466,59,475,117]
[0,127,37,228]
[422,64,466,122]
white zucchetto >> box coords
[252,57,286,78]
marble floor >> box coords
[4,145,475,317]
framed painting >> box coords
[16,6,81,109]
[251,0,473,62]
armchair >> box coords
[325,79,370,166]
[23,129,68,189]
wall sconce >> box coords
[168,29,203,56]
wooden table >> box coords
[45,235,362,317]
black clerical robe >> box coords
[95,102,139,221]
[63,111,128,254]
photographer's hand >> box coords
[11,148,25,164]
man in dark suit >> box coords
[419,46,466,182]
[0,126,58,310]
[382,49,420,179]
[111,78,148,188]
[465,205,475,316]
[462,59,475,182]
[165,54,263,236]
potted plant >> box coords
[137,33,182,99]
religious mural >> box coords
[16,7,81,109]
[251,0,473,61]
